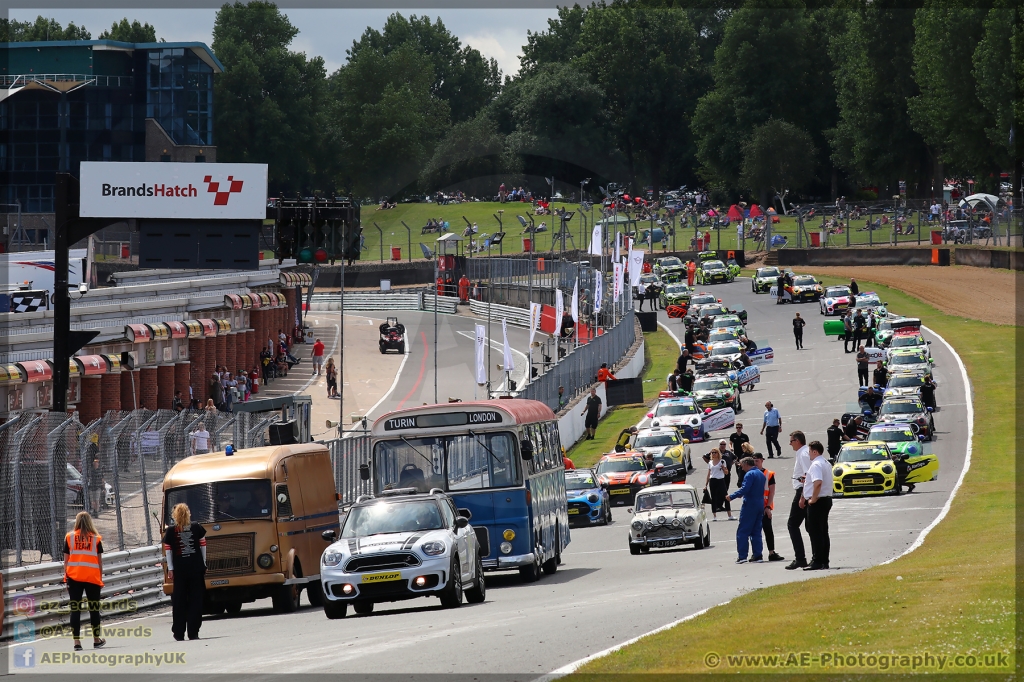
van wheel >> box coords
[225,601,242,615]
[306,581,325,607]
[272,583,300,613]
[353,601,374,615]
[465,554,486,604]
[439,557,463,608]
[323,600,347,620]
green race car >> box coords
[654,256,686,282]
[690,374,742,412]
[696,260,732,285]
[751,266,781,293]
[659,282,693,308]
[726,259,741,279]
[875,317,921,347]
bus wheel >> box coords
[225,601,242,616]
[542,552,558,575]
[272,583,300,613]
[519,553,541,583]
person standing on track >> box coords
[311,337,325,376]
[852,309,866,348]
[325,357,338,398]
[729,424,750,462]
[64,511,106,651]
[793,312,806,350]
[849,278,859,296]
[872,361,888,387]
[799,441,833,570]
[856,346,870,386]
[752,453,785,562]
[164,502,208,641]
[842,311,854,353]
[727,457,766,563]
[581,387,601,440]
[760,401,782,458]
[785,431,811,570]
[826,418,845,461]
[704,449,734,521]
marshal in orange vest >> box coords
[65,530,104,586]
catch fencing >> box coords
[321,435,373,509]
[0,408,280,569]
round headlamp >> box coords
[684,516,695,526]
[421,541,446,556]
[631,520,644,531]
[881,464,893,475]
[322,552,343,567]
[657,515,667,525]
[257,553,274,569]
[588,494,599,503]
[833,467,843,477]
[499,542,513,555]
[671,518,681,528]
[502,529,516,541]
[644,520,653,529]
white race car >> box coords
[627,484,710,554]
[319,489,485,618]
[819,285,853,316]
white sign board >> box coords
[79,162,268,219]
[702,407,736,433]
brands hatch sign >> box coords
[79,162,268,220]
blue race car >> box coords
[565,468,612,526]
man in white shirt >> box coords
[785,431,811,570]
[191,425,211,456]
[799,440,834,570]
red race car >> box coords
[595,453,653,506]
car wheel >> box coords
[439,556,464,608]
[306,580,325,607]
[605,503,613,525]
[692,528,704,550]
[379,347,386,355]
[353,601,374,615]
[272,583,301,613]
[323,599,347,620]
[397,342,405,355]
[629,543,641,555]
[465,554,486,604]
[518,552,541,583]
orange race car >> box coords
[595,453,654,506]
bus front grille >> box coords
[205,533,255,576]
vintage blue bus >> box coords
[369,399,569,582]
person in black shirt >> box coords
[776,274,786,304]
[163,503,207,641]
[580,388,602,440]
[667,370,680,393]
[729,424,750,458]
[560,311,576,339]
[739,335,757,352]
[793,313,806,349]
[676,348,691,374]
[843,415,862,440]
[921,374,937,417]
[852,311,866,349]
[872,361,888,387]
[678,369,695,393]
[850,278,859,296]
[856,346,870,386]
[826,418,845,461]
[684,328,695,353]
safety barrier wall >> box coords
[322,435,372,508]
[777,248,950,267]
[308,291,459,314]
[953,248,1024,271]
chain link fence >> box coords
[0,407,285,568]
[321,435,372,509]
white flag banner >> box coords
[528,302,542,346]
[501,318,515,371]
[555,288,564,325]
[474,324,487,384]
[571,278,579,324]
[588,222,603,256]
[629,250,644,287]
[615,231,621,261]
[613,262,623,301]
[593,273,603,313]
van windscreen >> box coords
[164,479,273,525]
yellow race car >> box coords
[832,441,898,497]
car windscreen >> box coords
[373,431,519,493]
[880,401,924,414]
[758,268,780,278]
[596,459,646,474]
[704,263,725,271]
[838,446,889,462]
[660,258,682,267]
[888,376,923,387]
[826,287,850,297]
[890,354,927,365]
[565,474,598,490]
[714,317,742,327]
[656,403,699,417]
[856,296,881,307]
[164,479,273,525]
[709,331,737,342]
[341,500,444,538]
[700,306,727,317]
[868,429,916,442]
[711,345,741,356]
[890,336,924,347]
[635,490,697,511]
[635,434,679,448]
[665,284,689,293]
[690,295,717,305]
[792,276,817,285]
[693,378,730,391]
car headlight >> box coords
[644,520,653,529]
[257,553,274,569]
[684,516,695,526]
[502,529,516,541]
[881,464,894,475]
[499,542,512,555]
[631,520,644,531]
[322,551,343,567]
[588,493,599,503]
[671,518,681,528]
[657,515,667,525]
[421,541,446,556]
[833,467,843,477]
[638,475,649,484]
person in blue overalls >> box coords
[728,457,767,563]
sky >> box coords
[8,8,561,77]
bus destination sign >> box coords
[383,411,503,431]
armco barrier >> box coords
[309,291,459,314]
[2,544,166,639]
[953,248,1024,271]
[777,248,950,267]
[467,299,532,328]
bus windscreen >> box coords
[373,432,520,492]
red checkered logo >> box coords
[204,175,244,206]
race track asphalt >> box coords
[11,279,969,677]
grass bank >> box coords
[568,326,680,470]
[572,278,1015,676]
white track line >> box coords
[541,324,974,680]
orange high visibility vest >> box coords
[65,531,103,586]
[762,469,775,510]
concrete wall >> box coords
[778,248,949,267]
[953,248,1024,271]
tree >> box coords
[1,16,91,41]
[420,113,518,195]
[972,1,1021,192]
[98,18,159,43]
[739,118,816,208]
[348,14,500,123]
[212,1,336,194]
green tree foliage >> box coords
[98,18,159,43]
[1,16,91,41]
[420,113,518,195]
[212,1,336,194]
[739,118,816,206]
[331,43,450,198]
[972,1,1020,174]
[348,14,500,123]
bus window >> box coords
[447,432,517,490]
[373,432,520,492]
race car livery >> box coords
[708,341,744,365]
[887,348,933,375]
[565,469,611,526]
[875,316,920,347]
[659,282,693,309]
[690,374,741,412]
[628,484,709,553]
[653,256,686,281]
[884,372,927,398]
[819,285,852,316]
[853,292,888,318]
[877,396,935,440]
[832,441,897,496]
[726,259,742,280]
[632,427,694,471]
[866,426,940,485]
[752,266,782,293]
[886,331,931,359]
[785,274,823,302]
[648,397,704,442]
[688,293,721,308]
[595,454,652,506]
[696,260,732,285]
[707,328,741,345]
